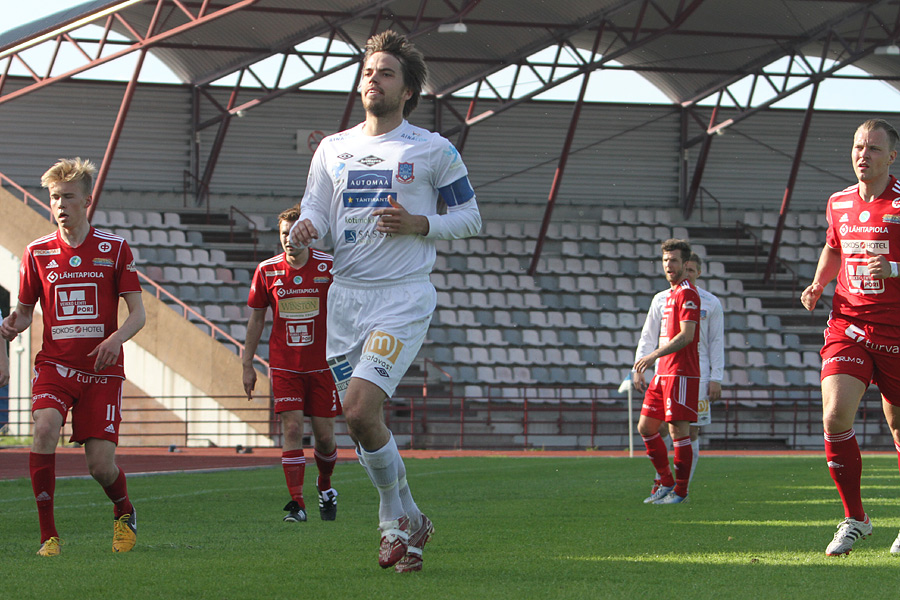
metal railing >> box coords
[4,384,885,451]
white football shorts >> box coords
[326,274,435,400]
[691,378,711,427]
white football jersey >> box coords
[636,285,725,381]
[298,120,482,281]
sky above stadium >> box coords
[4,1,900,111]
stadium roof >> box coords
[2,0,900,276]
[3,1,900,102]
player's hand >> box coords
[0,313,19,342]
[289,218,319,248]
[373,196,429,236]
[631,367,647,393]
[242,364,256,399]
[708,381,722,402]
[865,249,890,279]
[87,337,122,372]
[800,281,823,311]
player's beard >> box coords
[362,92,405,118]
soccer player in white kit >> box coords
[636,252,724,490]
[289,30,481,572]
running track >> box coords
[0,447,832,481]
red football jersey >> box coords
[656,278,701,377]
[19,228,141,377]
[248,250,332,373]
[825,175,900,326]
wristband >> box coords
[891,261,899,278]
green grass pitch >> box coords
[3,454,900,600]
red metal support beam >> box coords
[0,0,261,107]
[682,101,719,219]
[527,25,604,276]
[90,49,147,219]
[764,80,820,283]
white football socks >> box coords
[689,438,700,482]
[361,434,405,523]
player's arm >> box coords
[634,320,697,378]
[632,296,662,392]
[0,303,35,342]
[708,302,725,401]
[801,244,841,311]
[242,308,267,399]
[88,291,145,372]
[0,331,8,387]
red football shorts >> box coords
[821,316,900,406]
[641,374,699,422]
[31,362,124,444]
[270,368,340,417]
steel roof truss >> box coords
[0,0,259,107]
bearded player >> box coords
[1,158,145,556]
[801,118,900,556]
[242,206,339,523]
[289,31,482,571]
[632,238,700,505]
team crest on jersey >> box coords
[69,256,82,267]
[396,162,415,183]
[358,155,384,167]
[98,241,112,253]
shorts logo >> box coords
[98,241,112,253]
[104,424,116,434]
[69,256,82,267]
[327,355,353,395]
[361,331,404,372]
[396,162,414,183]
[285,320,314,346]
[374,367,390,377]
